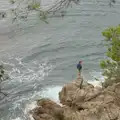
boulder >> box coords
[30,98,64,120]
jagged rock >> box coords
[59,78,120,120]
[30,98,64,120]
[30,77,120,120]
[59,76,98,108]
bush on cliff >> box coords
[100,25,120,87]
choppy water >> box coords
[0,0,120,120]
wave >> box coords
[0,55,54,120]
[88,70,105,87]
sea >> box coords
[0,0,120,119]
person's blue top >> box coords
[77,63,82,70]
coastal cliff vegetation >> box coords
[101,25,120,87]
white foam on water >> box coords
[24,101,37,120]
[11,117,22,120]
[89,71,105,87]
[88,80,102,87]
[1,56,55,120]
[41,86,62,103]
[25,101,37,114]
[2,56,53,87]
[22,86,62,120]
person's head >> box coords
[79,61,82,64]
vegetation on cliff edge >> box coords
[100,25,120,87]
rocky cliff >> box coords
[30,75,120,120]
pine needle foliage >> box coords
[100,25,120,87]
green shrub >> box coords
[100,25,120,87]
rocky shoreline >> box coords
[30,75,120,120]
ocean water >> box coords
[0,0,120,120]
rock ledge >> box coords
[30,76,120,120]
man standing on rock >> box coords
[77,61,82,76]
[77,61,83,88]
